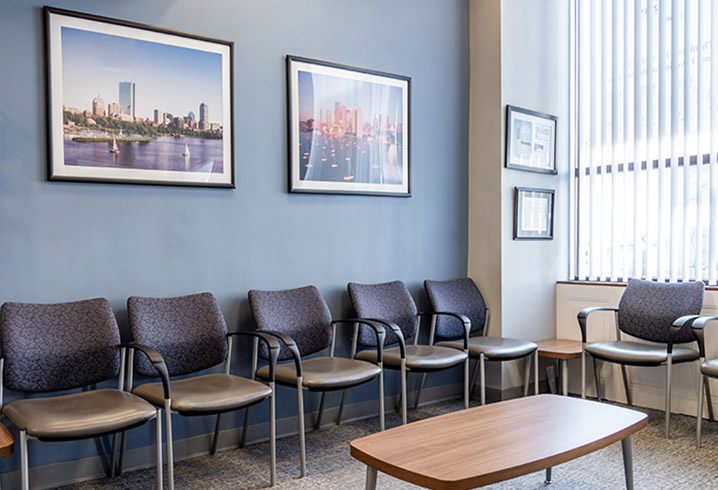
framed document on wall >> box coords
[505,105,557,174]
[513,187,554,240]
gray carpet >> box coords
[58,398,718,489]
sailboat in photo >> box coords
[182,143,190,157]
[110,137,119,154]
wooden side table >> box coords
[536,339,584,396]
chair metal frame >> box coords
[692,315,718,448]
[246,318,385,478]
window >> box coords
[571,0,718,285]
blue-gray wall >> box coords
[0,0,469,471]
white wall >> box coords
[557,283,718,416]
[468,0,570,391]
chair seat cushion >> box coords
[356,345,468,372]
[257,357,381,391]
[701,359,718,378]
[436,337,537,360]
[133,373,272,416]
[585,340,699,366]
[2,389,156,441]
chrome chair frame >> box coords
[692,315,718,448]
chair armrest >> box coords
[333,319,386,364]
[668,315,701,354]
[577,307,617,343]
[228,331,280,381]
[431,312,471,350]
[354,318,406,359]
[687,315,718,357]
[257,330,303,378]
[122,342,171,400]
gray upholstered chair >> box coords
[347,280,469,425]
[424,278,538,405]
[126,292,280,488]
[577,278,707,437]
[692,315,718,447]
[248,285,385,478]
[0,298,169,490]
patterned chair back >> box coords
[0,298,121,393]
[424,278,486,339]
[128,292,228,377]
[618,279,704,343]
[348,281,417,347]
[248,285,332,360]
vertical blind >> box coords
[573,0,718,285]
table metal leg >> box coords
[544,467,552,484]
[621,436,634,490]
[561,359,568,396]
[366,466,378,490]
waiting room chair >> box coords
[424,278,538,405]
[347,280,469,425]
[126,292,280,488]
[577,278,708,437]
[692,315,718,448]
[0,298,168,490]
[248,285,385,478]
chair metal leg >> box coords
[400,360,407,425]
[464,356,470,409]
[705,376,715,421]
[534,350,539,395]
[297,377,306,477]
[269,382,276,487]
[240,406,251,448]
[697,370,705,448]
[621,436,634,490]
[20,430,28,490]
[155,409,163,490]
[469,358,481,399]
[593,358,602,402]
[581,348,586,399]
[544,467,552,484]
[665,355,673,438]
[316,392,326,430]
[561,359,569,396]
[378,369,385,431]
[118,430,127,475]
[109,432,119,477]
[480,353,486,405]
[337,389,348,425]
[415,373,428,409]
[164,401,175,490]
[211,413,222,455]
[621,365,632,406]
[523,353,531,398]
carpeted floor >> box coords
[58,397,718,489]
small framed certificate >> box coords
[514,187,554,240]
[505,105,557,174]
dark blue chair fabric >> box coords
[424,278,486,338]
[128,292,228,377]
[348,281,417,347]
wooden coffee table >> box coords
[350,394,647,490]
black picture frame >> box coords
[505,105,557,174]
[287,55,411,196]
[513,187,554,240]
[45,7,235,188]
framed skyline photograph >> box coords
[514,187,554,240]
[505,105,557,174]
[45,7,234,187]
[287,56,410,196]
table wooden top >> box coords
[350,394,647,490]
[0,422,14,458]
[536,339,584,359]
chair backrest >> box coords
[618,279,704,343]
[424,278,486,338]
[348,281,417,346]
[0,298,120,393]
[128,292,227,377]
[248,285,332,360]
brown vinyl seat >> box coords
[126,292,280,488]
[690,315,718,447]
[0,298,168,490]
[248,285,386,478]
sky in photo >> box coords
[61,26,223,124]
